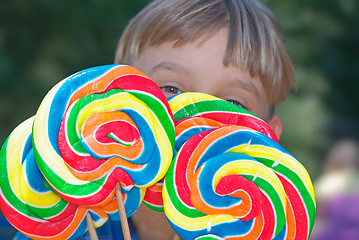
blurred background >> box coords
[0,0,358,239]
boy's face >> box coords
[133,28,280,133]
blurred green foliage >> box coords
[264,0,359,179]
[0,0,358,180]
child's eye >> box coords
[226,99,246,109]
[160,86,183,96]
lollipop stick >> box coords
[116,182,131,240]
[86,213,99,240]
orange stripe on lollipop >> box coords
[175,118,225,136]
[100,198,119,213]
[284,197,296,239]
[226,213,264,240]
[147,183,163,192]
[66,65,148,109]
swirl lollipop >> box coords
[29,64,173,239]
[32,64,174,207]
[163,125,316,240]
[143,92,280,212]
[0,117,137,239]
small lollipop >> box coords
[0,117,128,239]
[32,64,174,207]
[163,125,316,239]
[143,177,165,211]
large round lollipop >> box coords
[164,126,316,239]
[163,93,316,240]
[143,92,280,212]
[0,117,128,239]
[32,64,174,206]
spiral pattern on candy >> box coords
[31,65,174,206]
[0,118,143,239]
[144,92,281,212]
[163,125,316,240]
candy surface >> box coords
[32,65,174,206]
[0,117,132,239]
[147,92,281,212]
[163,93,316,240]
[169,92,279,147]
[143,178,165,211]
[164,126,316,239]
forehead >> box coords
[133,30,271,120]
[137,28,228,69]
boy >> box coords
[114,0,295,239]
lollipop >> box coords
[143,177,165,211]
[32,64,174,207]
[0,117,136,239]
[163,125,316,239]
[144,92,280,212]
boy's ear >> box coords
[268,114,283,139]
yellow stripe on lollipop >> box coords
[33,80,89,185]
[19,169,61,208]
[170,92,219,114]
[7,117,61,207]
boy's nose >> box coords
[190,80,218,98]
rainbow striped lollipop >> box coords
[32,64,174,206]
[0,117,132,239]
[163,125,316,240]
[143,92,280,212]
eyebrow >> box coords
[150,61,261,99]
[149,61,193,76]
[232,78,261,98]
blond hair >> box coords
[115,0,295,105]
